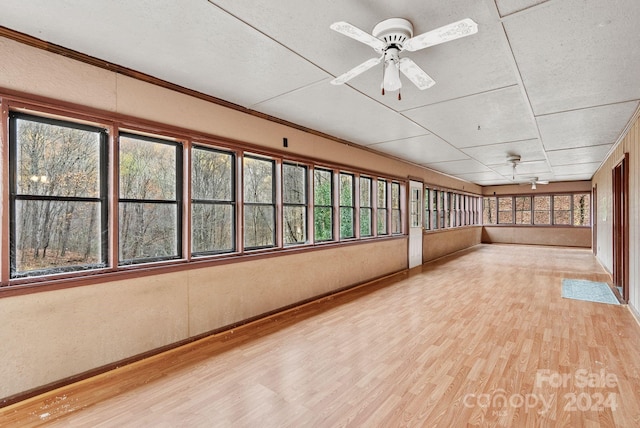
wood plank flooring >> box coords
[2,244,640,427]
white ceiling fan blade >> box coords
[330,21,386,53]
[403,18,478,52]
[536,180,549,184]
[399,58,436,90]
[330,56,383,85]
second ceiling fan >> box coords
[330,17,478,99]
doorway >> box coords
[612,154,629,302]
[408,180,423,269]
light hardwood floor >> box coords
[2,244,640,427]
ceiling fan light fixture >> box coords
[382,50,402,92]
[531,182,537,190]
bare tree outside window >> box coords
[377,179,388,235]
[314,168,333,241]
[119,134,181,263]
[192,146,235,254]
[243,156,275,248]
[283,163,307,245]
[360,176,372,237]
[340,173,355,239]
[11,114,106,277]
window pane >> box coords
[314,169,332,206]
[192,147,233,201]
[515,196,532,224]
[360,177,372,237]
[410,188,420,227]
[553,195,571,225]
[340,173,353,206]
[244,157,273,204]
[120,135,176,200]
[192,204,234,254]
[360,177,371,207]
[534,196,551,224]
[16,118,101,198]
[378,179,387,208]
[284,206,306,244]
[15,200,103,275]
[377,209,388,235]
[498,197,513,224]
[360,208,372,237]
[573,193,590,226]
[314,207,332,241]
[340,207,354,238]
[119,203,178,261]
[283,163,306,205]
[391,182,401,234]
[244,205,275,247]
[340,173,354,238]
[483,197,496,225]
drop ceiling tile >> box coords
[461,138,546,166]
[0,0,329,108]
[456,171,509,182]
[547,145,612,166]
[403,86,538,148]
[494,0,550,17]
[253,81,426,146]
[491,162,551,176]
[425,159,491,175]
[370,135,468,164]
[537,102,639,151]
[552,174,595,181]
[551,162,602,176]
[503,0,640,115]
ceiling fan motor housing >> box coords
[372,18,414,51]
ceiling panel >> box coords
[494,0,550,17]
[252,81,427,145]
[461,138,546,166]
[547,145,613,166]
[455,171,510,185]
[551,162,603,176]
[424,159,492,175]
[403,86,538,148]
[537,102,639,151]
[370,135,468,164]
[0,0,329,108]
[504,0,640,115]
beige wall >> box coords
[0,36,482,399]
[423,227,482,262]
[481,181,592,247]
[482,226,591,247]
[592,107,640,319]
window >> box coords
[119,133,182,264]
[573,193,591,226]
[314,168,333,241]
[497,197,513,224]
[424,188,431,230]
[243,155,275,249]
[553,195,571,225]
[191,146,235,255]
[533,196,551,224]
[439,191,446,229]
[377,179,388,235]
[391,182,401,234]
[483,197,497,225]
[360,176,373,237]
[339,173,355,239]
[432,190,439,229]
[410,187,420,227]
[10,113,107,277]
[283,163,307,245]
[515,196,532,224]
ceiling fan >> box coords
[523,177,549,190]
[329,17,478,99]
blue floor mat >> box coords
[562,279,620,305]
